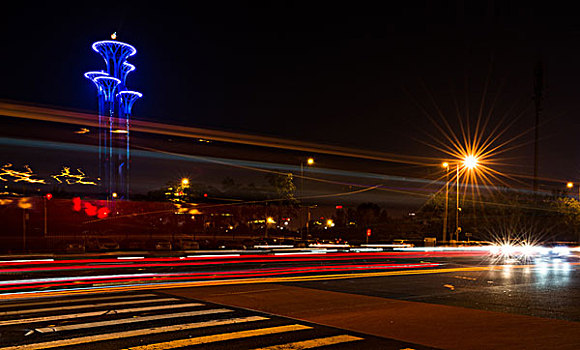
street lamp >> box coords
[300,157,314,239]
[442,162,450,243]
[566,182,579,200]
[181,178,189,186]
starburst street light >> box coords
[463,155,478,169]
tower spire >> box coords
[84,37,142,201]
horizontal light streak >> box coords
[0,101,433,166]
[1,265,533,300]
[0,258,54,263]
[0,252,488,274]
[187,254,241,258]
[0,263,440,293]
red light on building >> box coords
[97,207,110,219]
[84,202,97,216]
[72,197,82,211]
[366,229,372,237]
[45,193,53,200]
[203,193,208,197]
[335,205,343,209]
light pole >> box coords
[300,157,314,239]
[456,154,479,241]
[442,162,450,243]
[455,163,460,241]
[43,193,52,238]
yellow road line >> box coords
[123,324,312,350]
[0,316,268,350]
[2,263,577,300]
[250,334,364,349]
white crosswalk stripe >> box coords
[0,297,178,316]
[0,293,157,309]
[34,308,234,333]
[0,292,368,350]
[0,316,269,350]
[0,302,204,326]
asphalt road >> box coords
[0,291,434,350]
[1,249,578,349]
[285,257,580,321]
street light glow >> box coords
[307,157,314,165]
[567,182,573,189]
[442,162,449,168]
[463,155,478,169]
[181,178,189,186]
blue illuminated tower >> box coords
[85,38,142,201]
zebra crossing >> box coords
[0,292,381,349]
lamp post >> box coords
[456,154,479,241]
[455,163,460,241]
[442,162,450,243]
[300,157,314,239]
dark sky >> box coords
[2,1,580,185]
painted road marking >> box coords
[34,308,234,333]
[123,324,312,350]
[0,316,268,350]
[0,297,178,316]
[251,334,364,349]
[0,302,204,326]
[0,293,157,308]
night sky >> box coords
[2,2,580,185]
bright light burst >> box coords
[414,78,531,200]
[463,154,478,169]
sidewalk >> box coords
[166,283,580,350]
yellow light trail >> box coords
[0,101,435,166]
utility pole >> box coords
[442,163,450,243]
[455,164,460,241]
[533,61,544,192]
